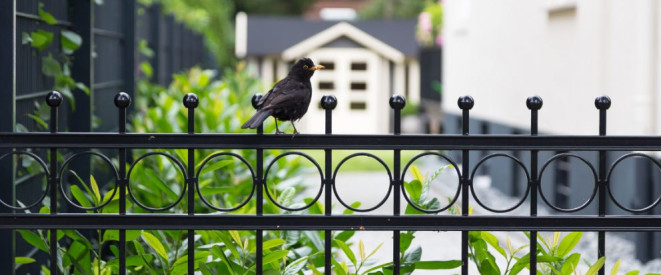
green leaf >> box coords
[21,32,32,45]
[107,254,154,267]
[60,30,82,55]
[14,257,36,264]
[41,54,61,76]
[30,30,54,51]
[38,8,57,25]
[102,230,141,242]
[585,257,606,275]
[414,260,462,269]
[70,185,93,208]
[89,175,101,205]
[229,230,242,247]
[283,256,309,275]
[410,165,424,182]
[140,62,153,78]
[404,179,422,202]
[261,250,289,266]
[481,231,507,258]
[254,238,285,253]
[334,239,356,267]
[17,230,48,252]
[560,253,581,275]
[556,232,582,257]
[624,271,640,275]
[400,231,415,253]
[141,231,169,262]
[402,245,422,263]
[610,259,621,275]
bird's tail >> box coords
[241,109,273,129]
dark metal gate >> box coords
[1,91,661,275]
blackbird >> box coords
[241,57,324,135]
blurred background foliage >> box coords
[137,0,429,69]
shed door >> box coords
[303,48,384,134]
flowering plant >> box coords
[416,1,443,47]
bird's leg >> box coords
[291,122,299,138]
[274,118,284,134]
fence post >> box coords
[251,94,264,275]
[114,92,131,275]
[321,95,337,275]
[595,95,610,275]
[122,1,136,107]
[390,94,405,275]
[458,95,474,275]
[0,0,15,272]
[69,0,93,132]
[527,95,543,275]
[46,91,62,275]
[183,93,199,275]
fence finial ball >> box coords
[183,93,199,108]
[457,95,474,110]
[526,95,543,110]
[594,95,611,110]
[46,91,63,107]
[251,94,263,110]
[114,92,132,108]
[389,94,406,109]
[321,95,337,110]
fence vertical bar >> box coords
[0,0,16,271]
[595,96,611,275]
[322,95,337,275]
[458,96,474,275]
[527,96,543,275]
[69,0,93,132]
[46,91,62,275]
[114,92,131,275]
[184,94,198,274]
[122,0,136,106]
[390,95,405,275]
[252,94,264,275]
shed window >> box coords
[351,82,367,91]
[350,102,366,110]
[351,62,367,71]
[319,82,334,90]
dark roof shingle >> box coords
[246,16,418,57]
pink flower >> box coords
[435,34,443,47]
[418,12,432,33]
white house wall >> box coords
[444,0,661,135]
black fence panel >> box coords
[0,93,660,275]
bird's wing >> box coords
[261,79,308,110]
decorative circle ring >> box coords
[606,153,661,213]
[127,152,188,211]
[263,152,324,212]
[0,151,49,210]
[195,152,256,212]
[58,151,119,211]
[469,153,531,213]
[538,153,598,212]
[332,152,393,212]
[401,152,462,213]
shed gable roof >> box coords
[242,15,418,58]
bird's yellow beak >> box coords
[309,65,325,71]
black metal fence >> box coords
[1,91,660,274]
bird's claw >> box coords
[291,130,299,139]
[275,130,284,135]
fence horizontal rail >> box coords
[1,214,660,231]
[1,132,661,150]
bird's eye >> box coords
[303,65,309,70]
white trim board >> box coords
[282,22,405,63]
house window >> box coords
[319,62,335,70]
[351,82,367,91]
[351,62,367,71]
[319,82,334,90]
[350,102,366,110]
